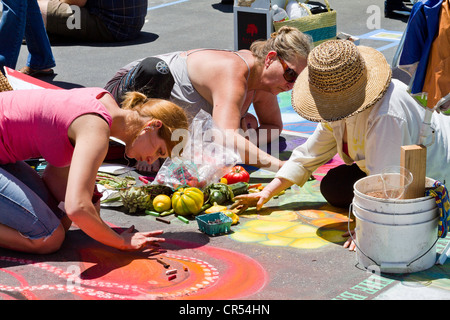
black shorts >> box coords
[320,163,367,208]
[106,57,175,104]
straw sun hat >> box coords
[292,40,392,122]
[0,71,13,92]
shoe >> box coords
[385,2,412,18]
[19,66,54,77]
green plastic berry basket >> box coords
[195,212,232,236]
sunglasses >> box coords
[278,57,298,83]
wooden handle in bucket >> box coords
[400,145,427,199]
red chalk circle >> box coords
[0,239,267,300]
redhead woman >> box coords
[0,87,188,254]
[105,26,313,172]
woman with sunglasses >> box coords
[105,26,312,172]
[0,87,188,254]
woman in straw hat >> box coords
[105,26,313,173]
[0,87,188,254]
[233,40,450,250]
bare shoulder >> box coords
[68,113,111,145]
[97,91,120,112]
[187,49,253,83]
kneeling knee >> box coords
[32,225,66,254]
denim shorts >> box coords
[0,161,65,240]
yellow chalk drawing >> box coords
[231,208,351,249]
[230,180,353,249]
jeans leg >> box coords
[0,162,63,240]
[25,0,55,69]
[0,0,27,70]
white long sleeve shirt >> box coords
[276,79,450,186]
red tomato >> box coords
[222,166,250,184]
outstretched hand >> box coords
[231,189,272,211]
[120,226,165,251]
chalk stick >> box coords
[168,274,177,281]
[156,217,171,224]
[160,209,174,217]
[145,210,160,217]
[166,269,177,275]
[177,215,189,224]
[138,176,149,184]
[156,258,170,268]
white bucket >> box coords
[353,202,438,225]
[353,176,437,214]
[351,174,439,274]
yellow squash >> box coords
[203,202,239,225]
[171,187,204,216]
[204,202,228,214]
[222,210,239,225]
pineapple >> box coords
[119,184,173,214]
[119,186,151,214]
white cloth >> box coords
[276,79,450,186]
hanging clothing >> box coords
[422,0,450,109]
[398,0,443,95]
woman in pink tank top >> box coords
[0,87,188,254]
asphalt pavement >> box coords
[13,0,411,89]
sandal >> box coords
[19,66,54,77]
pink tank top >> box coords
[0,87,113,167]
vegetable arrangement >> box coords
[118,184,174,214]
[102,165,279,229]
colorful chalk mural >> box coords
[0,178,345,300]
[0,140,349,300]
[0,238,267,300]
[0,178,347,300]
[248,90,318,135]
[230,179,351,249]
